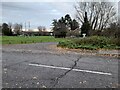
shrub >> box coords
[2,23,13,36]
[74,36,109,46]
[57,40,76,48]
[57,36,120,50]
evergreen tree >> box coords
[71,19,79,30]
[81,12,91,36]
[65,14,72,29]
[52,18,67,38]
[52,14,79,38]
[2,23,12,36]
[65,14,79,30]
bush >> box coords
[57,40,76,48]
[74,36,109,45]
[57,36,120,50]
[66,29,80,37]
[2,23,13,36]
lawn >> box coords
[1,36,68,44]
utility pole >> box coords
[28,21,30,30]
[25,22,26,31]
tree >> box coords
[81,12,91,36]
[75,2,117,31]
[52,14,80,38]
[0,24,2,34]
[8,22,12,30]
[71,19,79,30]
[65,14,79,30]
[101,22,119,38]
[66,28,80,37]
[65,14,72,29]
[42,26,46,32]
[38,26,46,36]
[2,23,12,36]
[13,23,22,35]
[58,18,67,38]
[52,18,67,38]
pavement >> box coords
[2,42,119,88]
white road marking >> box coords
[29,63,112,76]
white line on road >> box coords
[29,63,112,76]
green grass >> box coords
[1,36,68,44]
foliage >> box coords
[81,12,91,36]
[66,28,80,37]
[58,36,120,50]
[89,22,120,38]
[101,22,119,38]
[57,40,76,48]
[71,19,79,30]
[52,18,67,38]
[52,14,79,38]
[13,23,22,35]
[2,23,13,36]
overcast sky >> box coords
[0,0,120,29]
[1,2,76,29]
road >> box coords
[2,43,119,88]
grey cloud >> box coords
[2,2,33,11]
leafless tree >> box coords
[74,2,117,30]
[38,26,46,35]
[42,26,46,32]
[13,23,22,35]
[38,26,43,32]
[38,26,46,31]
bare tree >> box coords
[38,26,43,32]
[74,2,117,30]
[38,26,46,35]
[13,23,22,35]
[38,26,46,32]
[42,26,46,32]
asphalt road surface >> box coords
[2,43,119,88]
